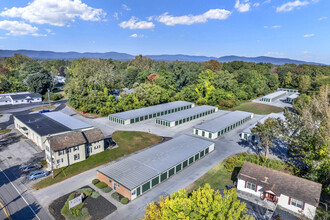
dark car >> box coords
[39,110,50,113]
[20,164,42,173]
[27,170,50,180]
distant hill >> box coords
[0,49,324,65]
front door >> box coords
[113,182,116,190]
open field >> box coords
[31,131,163,189]
[29,105,56,112]
[230,102,283,115]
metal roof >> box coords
[242,113,285,134]
[10,93,41,100]
[43,112,92,130]
[109,101,193,120]
[156,105,217,122]
[98,135,214,190]
[262,91,287,99]
[14,114,71,136]
[287,93,299,99]
[194,110,253,133]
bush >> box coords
[95,181,107,189]
[92,179,100,185]
[111,192,120,201]
[101,186,112,193]
[49,92,64,101]
[76,188,92,197]
[91,191,100,199]
[120,197,129,204]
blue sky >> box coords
[0,0,329,64]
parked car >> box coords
[39,110,50,113]
[20,164,42,173]
[27,171,50,180]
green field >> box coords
[230,102,283,115]
[32,131,163,189]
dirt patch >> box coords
[29,105,56,112]
[65,103,100,118]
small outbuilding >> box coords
[237,162,322,220]
[193,111,253,139]
[0,92,42,105]
[155,105,218,127]
[97,135,214,200]
[260,91,287,103]
[286,93,299,104]
[108,101,194,125]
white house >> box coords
[0,92,42,105]
[237,162,322,220]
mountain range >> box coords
[0,49,324,65]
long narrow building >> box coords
[155,105,218,127]
[193,110,253,139]
[97,135,214,200]
[108,101,194,125]
[260,91,287,103]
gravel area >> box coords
[49,185,117,220]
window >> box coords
[291,198,303,208]
[94,145,101,150]
[74,154,80,160]
[58,150,64,156]
[73,146,79,151]
[246,182,256,191]
[56,158,63,164]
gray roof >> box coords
[10,93,41,100]
[43,112,92,130]
[287,93,299,99]
[242,113,285,134]
[98,135,214,190]
[156,105,217,122]
[194,111,253,133]
[262,91,287,99]
[0,97,11,102]
[109,101,193,120]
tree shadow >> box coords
[231,166,242,182]
[269,139,290,162]
[10,201,41,220]
[237,139,262,155]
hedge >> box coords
[92,179,100,185]
[120,197,129,204]
[111,192,120,201]
[95,181,108,189]
[101,186,112,193]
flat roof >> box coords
[98,135,214,190]
[156,105,217,122]
[14,114,71,136]
[43,112,92,130]
[262,91,287,99]
[194,110,253,133]
[109,101,193,120]
[287,93,299,99]
[242,113,285,134]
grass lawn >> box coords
[31,131,162,190]
[229,102,283,115]
[30,105,56,112]
[0,129,11,134]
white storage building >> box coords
[286,93,299,104]
[108,101,194,125]
[277,88,299,93]
[155,105,218,127]
[194,110,254,139]
[260,91,287,103]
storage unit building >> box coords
[14,112,93,150]
[286,93,299,103]
[97,135,215,200]
[260,91,287,103]
[193,111,254,139]
[277,88,299,93]
[241,113,285,142]
[155,105,218,127]
[108,101,194,125]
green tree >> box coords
[251,118,280,158]
[298,74,311,93]
[143,184,251,220]
[24,72,52,94]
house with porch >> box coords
[237,162,322,220]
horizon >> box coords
[0,0,329,64]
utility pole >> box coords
[47,88,51,106]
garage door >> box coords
[152,177,159,187]
[142,182,150,193]
[169,167,175,177]
[161,172,167,182]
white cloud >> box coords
[113,12,119,20]
[130,33,144,38]
[263,0,271,4]
[122,4,131,11]
[155,9,231,26]
[45,28,52,33]
[0,0,106,26]
[253,3,260,7]
[303,33,315,38]
[264,25,281,29]
[276,0,309,12]
[235,0,251,12]
[0,20,41,36]
[119,17,155,29]
[302,51,310,54]
[265,51,285,57]
[0,36,7,39]
[318,16,327,21]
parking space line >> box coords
[0,167,41,220]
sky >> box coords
[0,0,329,64]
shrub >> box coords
[50,93,64,101]
[120,197,129,204]
[92,179,100,185]
[95,181,107,189]
[111,192,120,201]
[76,188,92,197]
[101,186,112,193]
[91,191,100,199]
